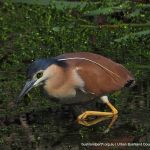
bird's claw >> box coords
[77,111,89,120]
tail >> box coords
[124,79,136,88]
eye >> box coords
[36,72,43,79]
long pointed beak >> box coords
[16,79,36,104]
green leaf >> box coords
[84,1,131,16]
[52,1,88,10]
[127,9,140,18]
[11,0,88,10]
[84,7,121,16]
[52,27,60,32]
[137,4,150,9]
[115,29,150,42]
[130,64,150,69]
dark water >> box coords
[0,86,150,150]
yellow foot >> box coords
[77,116,111,127]
[77,111,114,120]
[77,115,118,133]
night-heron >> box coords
[16,52,135,120]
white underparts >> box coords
[73,67,97,95]
[72,67,85,89]
[75,66,82,71]
[101,96,109,103]
[80,87,87,93]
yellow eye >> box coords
[36,72,43,79]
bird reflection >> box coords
[77,115,118,133]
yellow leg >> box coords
[77,96,118,120]
[101,96,118,115]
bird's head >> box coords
[16,58,67,104]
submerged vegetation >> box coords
[0,0,150,149]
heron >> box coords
[16,52,135,120]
